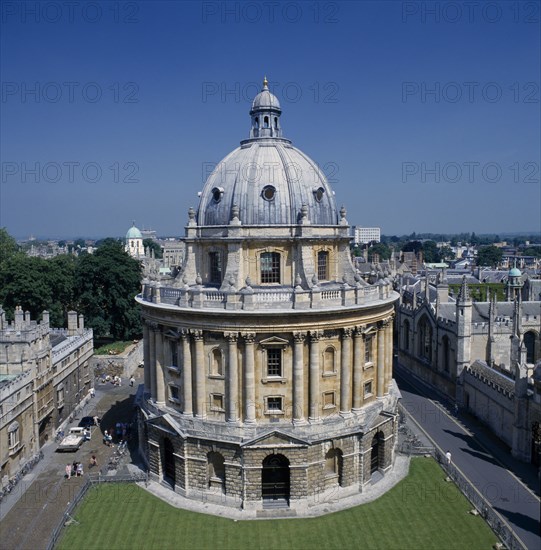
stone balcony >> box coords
[138,279,396,312]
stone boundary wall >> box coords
[91,341,143,380]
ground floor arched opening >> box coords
[262,454,290,505]
[370,431,384,474]
[162,437,175,487]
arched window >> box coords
[274,117,278,129]
[323,346,335,373]
[317,251,329,281]
[442,335,450,372]
[170,340,178,367]
[255,117,259,129]
[418,316,432,363]
[261,252,280,283]
[524,331,537,363]
[207,451,225,492]
[403,320,410,351]
[210,348,223,376]
[264,116,269,128]
[325,448,343,485]
[209,252,222,284]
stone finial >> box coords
[245,276,252,288]
[311,274,319,286]
[295,273,302,288]
[458,275,470,303]
[229,276,236,289]
[231,204,240,223]
[195,273,202,286]
[188,207,196,226]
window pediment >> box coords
[259,336,289,348]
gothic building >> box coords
[137,79,399,510]
[396,270,541,464]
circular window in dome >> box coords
[212,187,224,203]
[313,187,325,202]
[261,185,276,201]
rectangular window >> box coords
[211,394,224,411]
[365,336,373,364]
[267,348,282,377]
[170,341,178,367]
[364,380,373,397]
[317,251,329,281]
[261,252,280,284]
[266,396,283,412]
[209,252,222,284]
[57,387,64,408]
[8,427,19,449]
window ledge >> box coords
[261,377,287,384]
[168,397,181,404]
[323,404,336,410]
[209,374,225,380]
[322,372,337,378]
[264,410,285,416]
[210,407,225,413]
[167,366,181,374]
[364,362,374,370]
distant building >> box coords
[0,307,93,484]
[353,227,381,245]
[125,222,144,258]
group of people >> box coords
[65,461,83,479]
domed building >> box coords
[136,79,399,511]
[125,222,144,258]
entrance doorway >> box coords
[262,454,290,504]
[370,432,384,474]
[162,437,175,487]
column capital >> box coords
[147,320,159,330]
[242,332,256,343]
[309,330,322,342]
[191,329,204,340]
[293,331,307,343]
[180,328,190,340]
[378,320,390,331]
[342,327,353,339]
[354,325,366,337]
[225,331,238,343]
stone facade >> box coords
[396,272,541,464]
[0,307,93,484]
[137,80,399,512]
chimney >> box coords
[42,310,50,326]
[78,314,85,332]
[67,311,78,336]
[14,306,24,330]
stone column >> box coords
[192,330,206,418]
[155,329,166,406]
[352,326,364,412]
[243,333,256,424]
[309,331,321,422]
[226,332,239,423]
[148,325,157,401]
[143,322,151,394]
[377,322,385,398]
[340,328,352,416]
[181,330,193,415]
[385,318,393,394]
[293,332,306,424]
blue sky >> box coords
[1,0,540,239]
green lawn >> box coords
[58,458,497,550]
[94,341,134,355]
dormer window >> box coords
[212,187,224,203]
[314,187,325,202]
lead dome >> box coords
[198,78,338,226]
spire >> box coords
[263,75,268,88]
[458,275,470,303]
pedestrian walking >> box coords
[90,387,96,398]
[446,451,452,465]
[90,455,98,468]
[93,415,99,426]
[129,376,135,387]
[65,464,71,479]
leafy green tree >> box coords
[477,245,503,267]
[143,238,163,259]
[522,246,541,258]
[74,240,142,340]
[439,246,455,261]
[402,241,423,254]
[367,242,391,261]
[0,228,20,264]
[421,240,440,263]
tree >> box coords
[439,246,455,262]
[0,228,20,264]
[477,245,503,267]
[143,238,163,259]
[402,241,423,254]
[367,242,391,261]
[74,240,142,340]
[421,240,440,263]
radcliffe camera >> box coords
[1,2,539,550]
